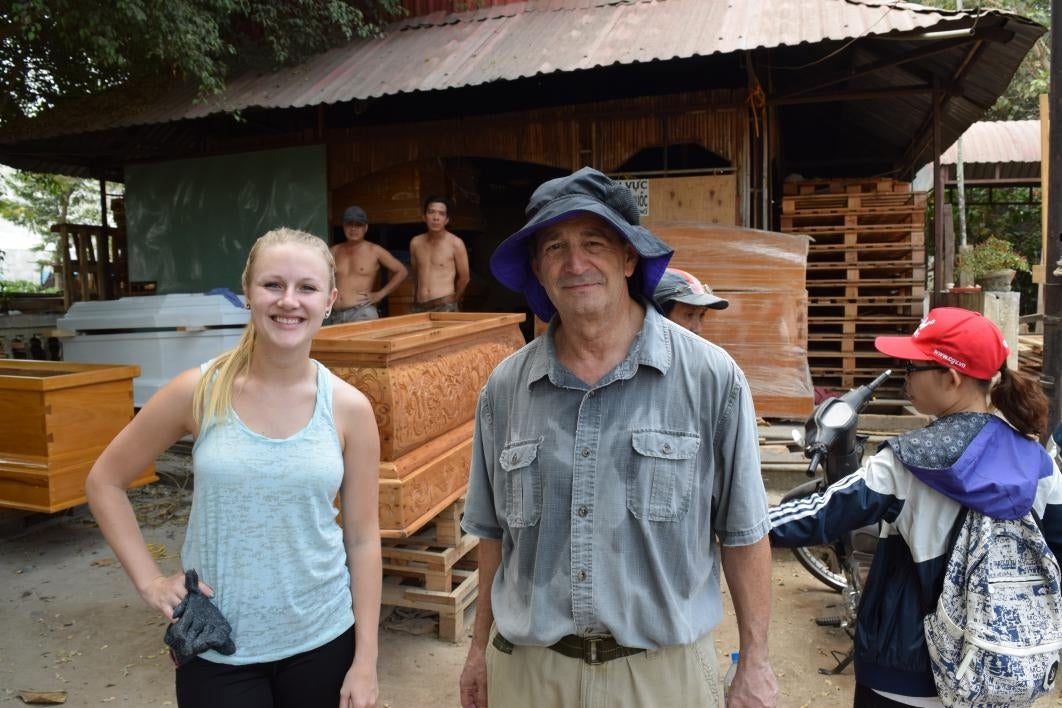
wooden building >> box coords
[0,0,1045,405]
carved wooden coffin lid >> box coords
[311,312,525,364]
[312,312,527,460]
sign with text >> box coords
[618,179,650,217]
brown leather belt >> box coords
[492,632,645,665]
[414,292,459,309]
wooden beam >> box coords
[770,85,934,106]
[895,38,993,175]
[774,36,977,101]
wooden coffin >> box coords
[313,313,525,536]
[312,312,525,461]
[653,222,815,420]
[0,360,156,513]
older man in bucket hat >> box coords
[458,167,778,708]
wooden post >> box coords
[1044,0,1062,435]
[932,85,945,307]
[76,228,89,302]
[59,225,71,312]
[942,203,956,290]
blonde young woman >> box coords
[86,228,382,708]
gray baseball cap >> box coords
[489,167,673,321]
[654,268,729,310]
[342,206,368,225]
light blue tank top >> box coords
[183,360,353,664]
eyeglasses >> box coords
[904,361,947,375]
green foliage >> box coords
[0,168,121,268]
[1,0,403,126]
[0,169,102,237]
[959,235,1031,275]
[0,279,57,294]
[936,0,1049,120]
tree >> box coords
[0,169,119,274]
[937,0,1050,120]
[1,0,403,126]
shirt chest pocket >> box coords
[627,431,701,522]
[499,439,542,528]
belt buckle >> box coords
[584,637,603,665]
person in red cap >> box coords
[770,307,1062,707]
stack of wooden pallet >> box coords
[1018,334,1043,376]
[380,497,479,642]
[781,178,927,394]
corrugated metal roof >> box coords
[2,0,1008,138]
[940,120,1041,166]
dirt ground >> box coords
[0,452,905,707]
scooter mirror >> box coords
[820,400,856,428]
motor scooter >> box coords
[780,370,891,674]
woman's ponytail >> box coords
[990,365,1048,439]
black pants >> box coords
[176,626,355,708]
[854,683,931,707]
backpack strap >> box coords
[945,507,1044,559]
[944,506,970,561]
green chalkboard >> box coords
[125,145,328,294]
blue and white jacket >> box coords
[770,412,1062,698]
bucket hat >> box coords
[654,268,729,310]
[489,167,673,321]
[874,307,1009,380]
[342,206,368,225]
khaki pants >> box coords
[486,629,722,708]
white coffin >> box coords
[57,294,249,407]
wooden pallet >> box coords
[1018,334,1043,376]
[810,368,906,395]
[788,227,925,249]
[782,191,925,214]
[783,178,912,196]
[781,179,926,393]
[780,209,925,232]
[809,242,925,258]
[380,497,480,642]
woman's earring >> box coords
[244,303,251,310]
[324,309,332,320]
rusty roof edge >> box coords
[0,2,1043,149]
[392,0,652,31]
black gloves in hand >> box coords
[164,569,236,666]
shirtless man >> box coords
[327,205,408,324]
[409,196,470,312]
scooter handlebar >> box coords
[840,369,892,414]
[806,449,825,477]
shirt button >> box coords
[511,453,519,464]
[577,569,587,581]
[578,505,589,517]
[581,447,591,458]
[661,443,672,454]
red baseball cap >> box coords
[874,307,1009,380]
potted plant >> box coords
[957,236,1030,291]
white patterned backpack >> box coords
[924,508,1062,706]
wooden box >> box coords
[0,360,156,513]
[653,222,815,420]
[312,313,525,536]
[312,312,525,460]
[378,421,474,538]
